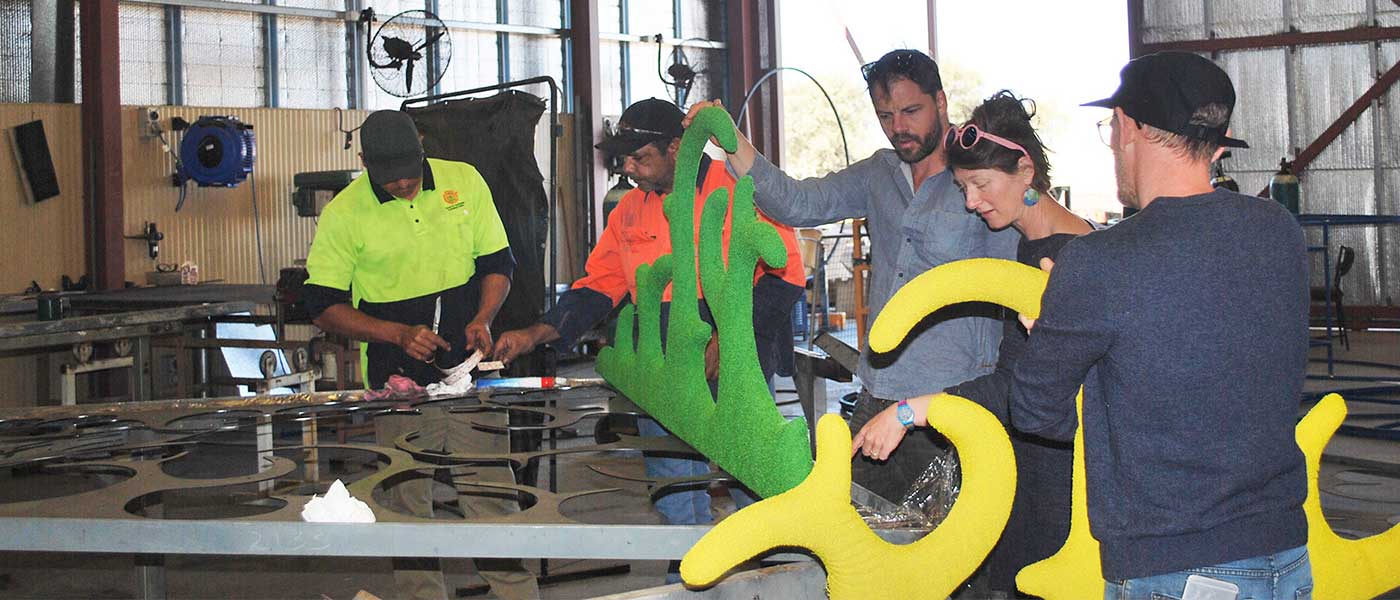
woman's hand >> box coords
[852,403,911,461]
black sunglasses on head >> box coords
[861,50,932,82]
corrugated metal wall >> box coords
[2,101,567,406]
[122,105,368,285]
[0,103,86,409]
[1143,0,1400,307]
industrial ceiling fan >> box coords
[361,8,452,98]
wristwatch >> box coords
[896,400,915,430]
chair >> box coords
[1311,245,1355,350]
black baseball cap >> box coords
[360,110,425,184]
[596,98,685,157]
[1084,51,1249,148]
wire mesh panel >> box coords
[507,34,564,86]
[1217,49,1290,176]
[277,0,347,9]
[365,0,411,18]
[1141,0,1204,44]
[680,0,719,40]
[507,1,563,28]
[434,1,493,22]
[597,0,622,33]
[628,43,674,106]
[1296,44,1375,171]
[119,3,168,106]
[279,16,348,108]
[685,46,724,106]
[182,8,266,107]
[1211,0,1286,38]
[600,40,624,116]
[1292,0,1368,33]
[0,0,32,103]
[627,0,673,37]
[434,28,496,94]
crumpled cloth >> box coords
[301,479,376,523]
[425,360,474,397]
[363,374,427,402]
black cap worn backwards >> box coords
[360,110,425,185]
[596,98,685,157]
[1084,51,1249,149]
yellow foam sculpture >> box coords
[684,257,1400,600]
[682,258,1036,599]
[1297,393,1400,599]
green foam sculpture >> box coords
[595,106,813,498]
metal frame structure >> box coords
[1126,0,1400,313]
[400,75,563,308]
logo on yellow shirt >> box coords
[443,190,461,205]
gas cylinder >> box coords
[1269,158,1300,214]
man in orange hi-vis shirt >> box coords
[493,99,805,554]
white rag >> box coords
[300,479,376,523]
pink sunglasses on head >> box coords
[945,125,1032,164]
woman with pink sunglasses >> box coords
[853,90,1092,595]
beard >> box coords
[1114,151,1138,208]
[635,173,674,194]
[892,121,942,164]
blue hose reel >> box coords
[175,115,256,188]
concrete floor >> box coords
[0,329,1397,599]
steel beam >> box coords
[1126,0,1145,58]
[726,0,783,166]
[1257,58,1400,195]
[80,0,124,291]
[1142,25,1400,54]
[569,0,607,243]
[165,5,184,105]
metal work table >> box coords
[0,388,922,599]
[0,301,257,404]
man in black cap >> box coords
[1006,52,1312,595]
[304,110,538,600]
[492,99,805,582]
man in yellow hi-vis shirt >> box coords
[304,109,536,600]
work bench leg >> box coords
[134,554,167,600]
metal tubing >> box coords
[0,517,926,560]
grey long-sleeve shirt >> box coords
[745,149,1020,400]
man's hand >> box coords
[681,99,758,176]
[851,402,911,461]
[493,328,538,364]
[464,319,493,355]
[1019,257,1057,332]
[704,331,720,381]
[397,324,451,362]
[682,99,728,132]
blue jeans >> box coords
[638,417,714,526]
[1104,545,1312,600]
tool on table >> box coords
[474,377,606,390]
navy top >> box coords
[1009,189,1309,579]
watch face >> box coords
[897,403,914,427]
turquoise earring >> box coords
[1023,188,1040,206]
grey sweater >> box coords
[1008,189,1309,579]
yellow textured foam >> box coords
[683,258,1039,599]
[1296,393,1400,599]
[869,258,1049,353]
[682,408,1014,599]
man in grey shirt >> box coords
[685,49,1019,502]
